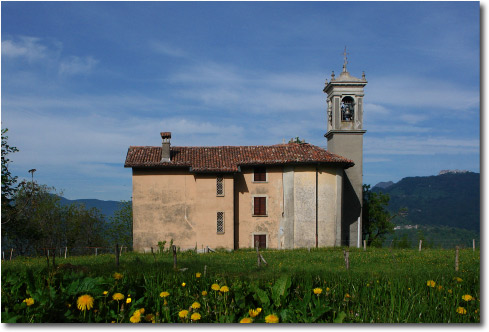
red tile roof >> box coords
[124,143,354,173]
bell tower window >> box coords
[341,96,354,121]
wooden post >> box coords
[419,240,422,252]
[10,248,13,261]
[344,249,350,270]
[95,247,98,256]
[260,253,268,265]
[256,242,261,267]
[363,240,366,251]
[455,246,459,272]
[120,245,124,256]
[115,243,120,267]
[64,247,67,259]
[473,239,475,252]
[172,245,177,269]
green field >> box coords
[1,247,480,323]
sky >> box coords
[1,1,480,201]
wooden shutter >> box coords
[254,197,266,215]
[254,167,266,182]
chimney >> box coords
[160,132,171,162]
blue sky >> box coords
[1,1,480,201]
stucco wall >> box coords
[132,169,234,252]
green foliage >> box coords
[108,201,132,249]
[1,128,19,226]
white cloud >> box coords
[59,56,98,75]
[150,40,187,58]
[1,37,49,61]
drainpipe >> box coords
[315,164,319,248]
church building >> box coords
[124,58,367,251]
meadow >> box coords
[1,247,480,323]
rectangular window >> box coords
[216,176,224,196]
[254,234,266,248]
[253,197,267,216]
[217,212,224,234]
[253,167,267,182]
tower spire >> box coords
[342,46,349,73]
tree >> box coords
[109,201,133,249]
[1,128,19,225]
[362,184,407,247]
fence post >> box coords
[172,245,177,269]
[115,243,120,267]
[473,239,475,252]
[455,246,459,272]
[256,242,261,267]
[10,248,13,261]
[95,247,98,256]
[120,245,124,256]
[363,240,366,251]
[419,240,422,252]
[345,249,350,270]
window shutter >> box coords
[254,197,266,215]
[254,167,266,181]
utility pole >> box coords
[28,169,36,194]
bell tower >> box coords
[324,48,367,247]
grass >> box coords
[1,247,480,323]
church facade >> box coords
[124,60,367,252]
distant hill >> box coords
[373,181,394,189]
[372,172,480,232]
[57,197,127,220]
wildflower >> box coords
[23,298,35,307]
[77,294,94,311]
[220,285,229,293]
[240,317,253,323]
[113,272,123,280]
[145,314,155,322]
[191,312,201,321]
[130,313,141,323]
[313,288,322,295]
[326,287,330,292]
[211,284,220,291]
[456,307,467,315]
[454,277,463,283]
[437,285,443,291]
[112,293,124,301]
[265,314,279,323]
[462,294,473,302]
[202,291,208,296]
[103,291,108,296]
[344,293,351,299]
[249,308,262,317]
[191,302,201,309]
[160,291,170,298]
[447,289,453,294]
[196,272,201,278]
[427,280,436,288]
[179,310,189,318]
[126,297,132,304]
[163,299,168,306]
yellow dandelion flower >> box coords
[211,283,220,291]
[113,272,123,280]
[23,298,35,306]
[181,282,186,287]
[427,280,436,288]
[191,302,201,309]
[462,294,473,302]
[160,291,170,298]
[456,307,467,315]
[454,277,463,283]
[249,308,261,317]
[77,294,94,311]
[448,289,453,294]
[220,285,229,293]
[126,297,132,304]
[145,314,155,322]
[437,285,443,291]
[344,293,351,298]
[313,288,322,295]
[240,317,253,323]
[326,287,330,292]
[179,310,189,318]
[112,293,124,301]
[265,314,279,323]
[130,314,141,323]
[103,291,108,296]
[139,308,145,314]
[196,272,201,278]
[202,290,208,296]
[191,312,201,321]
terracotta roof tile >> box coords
[124,143,354,172]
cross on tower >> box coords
[342,46,349,72]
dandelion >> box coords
[249,308,262,317]
[462,294,473,302]
[326,287,330,292]
[448,289,453,294]
[202,291,208,296]
[130,313,141,323]
[220,285,229,293]
[454,277,463,283]
[126,297,132,304]
[23,298,34,307]
[160,291,170,298]
[427,280,436,288]
[179,310,189,318]
[456,307,467,315]
[112,293,124,301]
[211,284,220,291]
[437,285,443,291]
[145,314,155,322]
[196,272,201,278]
[265,314,279,323]
[103,291,108,296]
[240,317,253,323]
[191,312,201,321]
[191,302,201,309]
[182,282,186,287]
[77,294,94,311]
[313,288,322,295]
[344,293,351,299]
[113,272,123,280]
